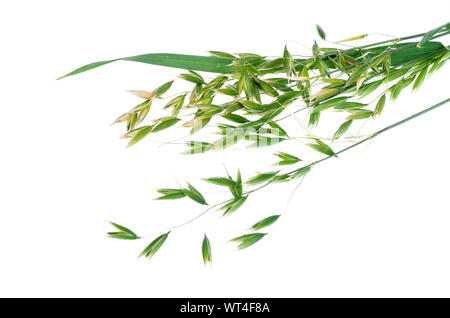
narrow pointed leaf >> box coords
[58,54,234,79]
[373,94,386,116]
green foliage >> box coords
[306,139,335,156]
[182,183,208,205]
[155,183,207,205]
[202,234,212,265]
[221,196,248,215]
[230,233,266,250]
[316,25,326,40]
[250,215,280,231]
[139,232,170,259]
[68,23,449,265]
[107,222,140,240]
[332,120,352,141]
[246,171,279,185]
[273,152,301,166]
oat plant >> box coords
[60,23,450,265]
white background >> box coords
[1,0,449,297]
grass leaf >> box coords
[182,183,207,205]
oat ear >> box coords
[63,23,449,264]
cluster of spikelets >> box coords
[61,23,449,265]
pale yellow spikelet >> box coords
[127,90,155,100]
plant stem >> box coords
[295,98,450,170]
